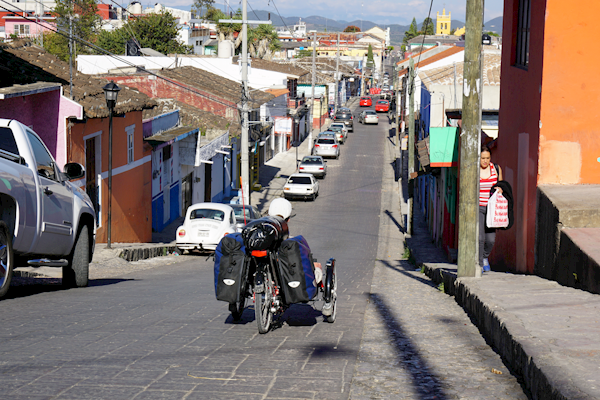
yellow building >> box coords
[436,8,451,35]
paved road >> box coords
[1,103,529,399]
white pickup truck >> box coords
[0,119,96,298]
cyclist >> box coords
[268,198,323,284]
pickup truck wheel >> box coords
[63,225,90,288]
[0,221,14,298]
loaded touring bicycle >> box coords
[214,216,337,333]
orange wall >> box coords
[538,1,600,185]
[69,111,152,243]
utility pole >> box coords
[407,58,415,236]
[219,4,271,206]
[457,0,484,278]
[395,62,400,146]
[68,12,73,99]
[309,31,316,152]
[335,32,340,112]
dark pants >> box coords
[479,205,496,267]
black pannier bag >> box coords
[277,236,317,303]
[214,233,247,303]
[241,216,289,251]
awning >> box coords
[195,132,229,166]
[144,126,199,150]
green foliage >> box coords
[366,44,374,68]
[295,49,312,58]
[484,31,500,37]
[420,17,434,35]
[403,17,418,45]
[249,24,281,53]
[42,32,70,61]
[46,0,100,60]
[344,25,361,33]
[437,282,445,292]
[450,28,457,35]
[217,8,243,35]
[95,12,192,56]
[191,0,215,19]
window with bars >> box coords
[127,129,134,164]
[515,0,531,68]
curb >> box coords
[403,254,567,400]
[117,245,178,262]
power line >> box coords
[0,3,252,113]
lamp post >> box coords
[103,81,120,249]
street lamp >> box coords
[103,81,120,249]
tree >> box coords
[96,12,192,56]
[248,24,281,60]
[366,44,374,68]
[44,0,101,61]
[419,17,434,35]
[344,25,361,33]
[403,17,418,45]
[191,0,215,19]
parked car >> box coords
[359,110,379,124]
[176,203,237,252]
[360,96,372,107]
[0,119,96,298]
[283,173,319,201]
[313,135,340,159]
[333,109,354,131]
[326,125,345,144]
[329,122,348,139]
[298,155,327,178]
[230,204,262,231]
[375,100,390,113]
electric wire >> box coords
[0,1,273,113]
[0,3,255,113]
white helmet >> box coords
[268,198,292,219]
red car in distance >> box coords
[375,100,390,112]
[360,96,372,107]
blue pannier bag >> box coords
[277,236,317,303]
[214,233,247,303]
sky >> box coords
[164,0,504,26]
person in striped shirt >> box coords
[479,146,503,272]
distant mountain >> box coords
[484,17,503,34]
[178,6,502,47]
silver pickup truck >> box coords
[0,119,96,298]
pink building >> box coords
[3,15,55,37]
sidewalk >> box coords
[399,152,600,398]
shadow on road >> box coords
[378,259,437,288]
[384,209,405,234]
[6,276,134,300]
[368,292,448,400]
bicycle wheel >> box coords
[255,271,273,334]
[324,262,337,323]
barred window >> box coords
[515,0,531,68]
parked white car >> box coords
[329,122,348,140]
[176,203,237,252]
[283,173,319,201]
[359,110,379,125]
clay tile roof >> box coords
[418,53,501,88]
[398,46,465,77]
[265,88,290,97]
[159,66,274,109]
[143,98,241,137]
[0,40,155,118]
[232,57,308,77]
